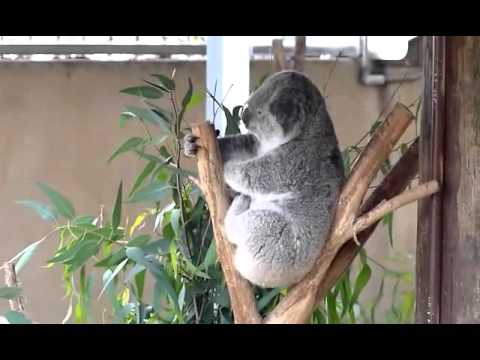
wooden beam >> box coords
[416,36,446,324]
[441,36,480,323]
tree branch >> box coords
[314,138,419,304]
[190,122,261,324]
[272,39,287,72]
[2,262,25,313]
[293,36,306,72]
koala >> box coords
[185,70,345,288]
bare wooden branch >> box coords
[264,103,416,324]
[190,122,261,324]
[272,39,287,72]
[344,180,439,243]
[315,138,419,304]
[2,262,25,313]
[293,36,306,72]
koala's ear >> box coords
[269,90,300,133]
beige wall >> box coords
[0,59,422,323]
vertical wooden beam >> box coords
[441,36,480,323]
[416,36,446,323]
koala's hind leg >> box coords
[227,209,299,288]
[224,195,251,246]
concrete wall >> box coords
[0,59,422,323]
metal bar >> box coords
[0,44,206,55]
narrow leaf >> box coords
[98,258,129,299]
[128,184,173,204]
[129,161,157,197]
[120,86,163,99]
[351,264,372,308]
[0,287,22,300]
[14,240,43,274]
[15,200,57,222]
[150,74,175,90]
[108,137,145,163]
[4,311,31,324]
[112,181,123,230]
[37,182,75,219]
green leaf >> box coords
[184,260,210,280]
[181,78,194,109]
[169,241,178,278]
[150,74,176,91]
[146,134,169,146]
[129,161,157,197]
[143,79,169,93]
[400,290,415,323]
[0,287,22,300]
[383,212,394,248]
[124,106,170,133]
[3,310,32,324]
[120,112,135,128]
[98,258,129,299]
[201,240,217,270]
[126,247,179,312]
[326,291,340,324]
[134,269,146,302]
[14,240,43,274]
[37,182,75,220]
[257,288,281,312]
[112,182,123,230]
[128,183,173,204]
[213,285,230,308]
[176,78,193,131]
[16,200,58,222]
[108,137,145,163]
[159,146,171,159]
[124,263,146,284]
[178,284,186,311]
[350,263,372,308]
[170,209,183,241]
[71,215,96,226]
[128,234,151,248]
[370,276,385,324]
[120,86,163,99]
[359,248,367,267]
[64,239,102,271]
[49,234,99,266]
[338,274,352,318]
[135,150,164,164]
[185,92,205,111]
[95,248,127,268]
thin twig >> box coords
[2,262,25,313]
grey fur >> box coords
[185,70,345,288]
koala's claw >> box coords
[184,134,200,157]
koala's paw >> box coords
[183,133,200,157]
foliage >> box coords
[6,71,417,324]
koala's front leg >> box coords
[184,132,258,163]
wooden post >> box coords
[440,37,480,323]
[416,36,446,324]
[419,36,480,323]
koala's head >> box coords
[242,71,325,145]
